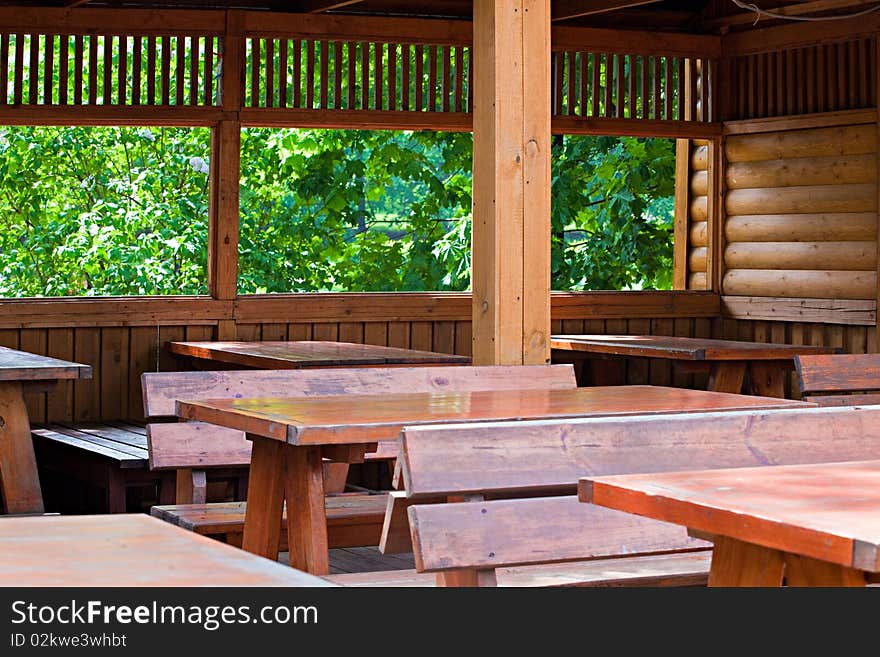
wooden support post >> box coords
[876,43,880,351]
[209,12,243,333]
[708,136,724,293]
[208,121,240,302]
[472,0,551,366]
[672,139,690,290]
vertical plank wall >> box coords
[0,309,874,425]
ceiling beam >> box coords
[297,0,365,12]
[551,0,664,21]
[65,0,91,7]
[705,0,880,28]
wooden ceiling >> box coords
[0,0,876,34]
[0,0,710,30]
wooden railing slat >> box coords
[292,38,302,109]
[346,40,355,110]
[73,34,83,105]
[29,33,39,104]
[319,38,328,109]
[278,37,287,109]
[131,36,141,105]
[373,41,383,111]
[427,44,437,112]
[359,41,368,110]
[265,36,274,108]
[333,40,343,109]
[401,42,410,111]
[43,33,53,105]
[1,34,10,104]
[306,39,315,109]
[146,35,155,105]
[441,44,450,113]
[414,43,423,111]
[88,34,97,105]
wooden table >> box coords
[0,346,91,514]
[170,340,470,369]
[177,385,810,575]
[0,513,332,586]
[580,459,880,586]
[550,334,839,397]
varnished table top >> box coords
[177,385,811,446]
[580,459,880,573]
[0,346,92,381]
[0,514,333,586]
[170,340,470,368]
[550,334,840,361]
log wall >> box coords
[722,118,878,303]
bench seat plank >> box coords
[33,424,148,461]
[55,422,148,449]
[152,493,388,549]
[326,551,713,587]
[31,427,145,468]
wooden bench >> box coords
[147,364,577,547]
[795,353,880,406]
[329,405,880,587]
[31,421,178,513]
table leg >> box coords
[748,361,788,398]
[783,554,866,587]
[0,381,44,514]
[241,437,287,561]
[706,362,747,394]
[285,445,330,575]
[707,536,785,586]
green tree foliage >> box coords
[0,126,210,296]
[552,135,675,291]
[238,128,473,293]
[0,125,674,298]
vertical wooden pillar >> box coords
[672,139,690,290]
[210,12,244,340]
[208,121,240,304]
[471,0,551,365]
[875,41,880,351]
[707,137,724,293]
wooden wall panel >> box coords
[726,37,875,121]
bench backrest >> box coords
[144,364,576,470]
[795,354,880,406]
[401,405,880,582]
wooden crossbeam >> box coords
[65,0,91,6]
[552,0,664,21]
[706,0,880,28]
[298,0,364,12]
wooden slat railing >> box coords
[0,33,221,108]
